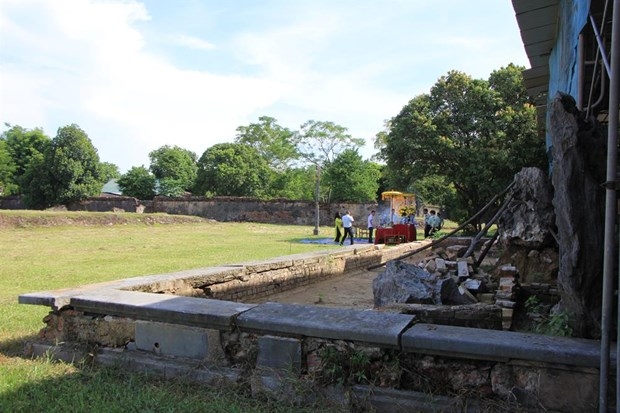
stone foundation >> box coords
[19,242,616,412]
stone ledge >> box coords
[402,323,613,368]
[69,289,255,331]
[236,302,415,348]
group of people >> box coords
[334,210,356,245]
[423,208,443,238]
[334,210,374,245]
[335,207,444,245]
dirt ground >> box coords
[254,244,500,310]
[250,250,433,309]
[252,268,384,309]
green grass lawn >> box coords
[0,211,344,413]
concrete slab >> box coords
[135,321,225,361]
[402,323,608,368]
[69,289,255,331]
[236,302,415,348]
[17,265,244,310]
[256,335,301,374]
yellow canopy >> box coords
[381,190,403,200]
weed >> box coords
[525,296,573,337]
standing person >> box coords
[334,212,343,243]
[341,210,355,246]
[428,210,441,237]
[423,208,431,238]
[367,210,375,243]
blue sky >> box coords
[0,0,529,173]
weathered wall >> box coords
[0,195,377,226]
[21,241,613,412]
[0,195,25,209]
[66,196,145,213]
[148,196,376,226]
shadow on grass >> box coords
[0,338,347,413]
[0,334,40,358]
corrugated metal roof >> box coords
[511,0,560,128]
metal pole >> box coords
[600,2,620,411]
[313,165,320,235]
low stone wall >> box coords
[66,196,145,213]
[0,195,377,226]
[19,242,615,412]
[149,196,376,226]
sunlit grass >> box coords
[0,211,344,412]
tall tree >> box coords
[194,143,272,197]
[380,66,547,229]
[21,124,101,208]
[323,149,380,202]
[294,120,365,166]
[117,166,156,200]
[1,124,50,194]
[149,145,197,195]
[235,116,298,171]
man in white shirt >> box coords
[367,210,375,243]
[341,210,355,245]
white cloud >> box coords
[172,34,215,51]
[0,0,529,171]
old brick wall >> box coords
[1,195,377,226]
[149,196,376,226]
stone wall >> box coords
[66,196,145,213]
[149,196,376,226]
[20,242,614,412]
[0,195,377,226]
[0,195,25,209]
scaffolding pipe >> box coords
[591,13,613,75]
[600,1,619,411]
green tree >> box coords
[0,140,16,195]
[194,143,272,197]
[98,162,121,184]
[117,166,156,199]
[323,149,380,202]
[149,145,197,195]
[21,124,102,208]
[235,116,298,171]
[269,167,316,200]
[1,124,50,194]
[380,66,547,229]
[294,120,365,166]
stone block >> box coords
[236,302,414,348]
[498,277,516,292]
[435,258,447,273]
[256,335,302,375]
[457,260,469,278]
[402,323,602,367]
[135,321,225,362]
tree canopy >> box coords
[0,125,50,195]
[117,166,156,200]
[323,149,381,202]
[234,116,298,171]
[194,143,272,197]
[21,124,102,208]
[294,120,365,166]
[149,145,197,195]
[379,64,547,228]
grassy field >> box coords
[0,210,345,413]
